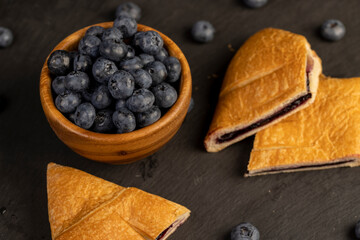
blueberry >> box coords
[119,56,143,71]
[151,82,177,108]
[113,108,136,133]
[55,90,81,113]
[115,2,141,21]
[130,69,152,89]
[93,109,115,133]
[243,0,268,8]
[320,19,346,41]
[68,112,76,123]
[126,88,155,112]
[187,97,194,113]
[81,82,99,102]
[133,31,164,55]
[144,61,167,86]
[154,47,169,62]
[163,56,181,83]
[73,54,92,72]
[191,21,215,43]
[99,39,128,62]
[115,11,132,19]
[138,53,155,65]
[65,71,90,92]
[85,26,105,38]
[47,50,72,76]
[231,223,260,240]
[125,45,135,59]
[102,27,123,42]
[92,58,118,83]
[78,35,101,58]
[114,16,137,38]
[356,220,360,239]
[74,103,96,129]
[52,76,66,95]
[0,27,13,48]
[115,99,126,110]
[136,105,161,127]
[91,85,112,109]
[108,70,135,99]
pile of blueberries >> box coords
[47,2,181,133]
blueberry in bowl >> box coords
[40,22,192,164]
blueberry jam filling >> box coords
[217,72,312,144]
[255,159,355,174]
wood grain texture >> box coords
[39,22,192,164]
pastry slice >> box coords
[47,163,190,240]
[247,75,360,176]
[204,28,322,152]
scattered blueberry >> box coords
[152,83,177,108]
[243,0,268,8]
[113,108,136,133]
[99,39,128,62]
[55,90,81,113]
[133,31,164,55]
[102,27,123,42]
[231,223,260,240]
[52,76,66,95]
[108,70,135,99]
[126,88,155,112]
[191,21,215,43]
[138,53,155,65]
[93,109,115,133]
[163,56,181,82]
[355,220,360,239]
[85,26,105,38]
[187,97,194,113]
[78,35,101,58]
[320,19,346,41]
[130,69,152,89]
[0,27,13,48]
[115,2,141,21]
[125,45,136,59]
[92,58,118,83]
[74,103,96,129]
[136,105,161,127]
[91,85,112,109]
[115,99,126,110]
[119,56,143,71]
[65,71,90,92]
[47,50,72,76]
[144,61,167,86]
[154,47,169,62]
[73,54,92,72]
[114,16,137,38]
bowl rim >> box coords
[40,22,192,143]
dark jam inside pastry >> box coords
[217,61,314,144]
[155,217,187,240]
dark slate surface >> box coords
[1,0,360,239]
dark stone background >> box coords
[1,0,360,239]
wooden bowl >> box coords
[40,22,192,164]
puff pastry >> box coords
[47,163,190,240]
[204,28,322,152]
[247,75,360,176]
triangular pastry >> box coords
[247,75,360,176]
[204,28,322,152]
[47,163,190,240]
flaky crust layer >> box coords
[204,28,321,152]
[248,75,360,176]
[47,163,190,240]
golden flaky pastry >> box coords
[47,163,190,240]
[247,75,360,176]
[204,28,322,152]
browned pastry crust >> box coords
[247,75,360,176]
[47,163,190,240]
[204,28,322,152]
